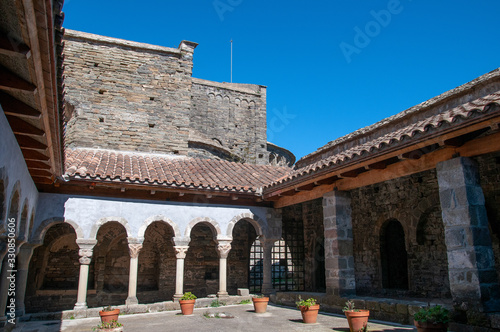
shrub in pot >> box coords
[99,306,120,324]
[343,300,370,332]
[414,305,449,332]
[93,320,123,332]
[296,296,320,324]
[179,292,197,315]
[252,294,269,313]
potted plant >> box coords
[93,321,123,332]
[252,294,269,313]
[296,296,320,324]
[413,305,449,332]
[343,300,370,332]
[99,305,120,324]
[179,292,197,315]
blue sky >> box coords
[63,0,500,161]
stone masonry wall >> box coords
[475,151,500,284]
[190,79,268,164]
[350,169,451,298]
[63,31,195,155]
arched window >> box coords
[380,219,408,290]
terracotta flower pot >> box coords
[179,299,196,315]
[299,304,320,324]
[252,297,269,313]
[345,309,370,332]
[414,320,448,332]
[99,309,120,324]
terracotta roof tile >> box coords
[265,91,500,190]
[64,148,291,194]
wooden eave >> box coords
[0,0,64,187]
[264,115,500,208]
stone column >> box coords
[173,246,189,300]
[126,240,143,305]
[437,157,500,312]
[260,237,278,295]
[323,190,356,296]
[74,239,97,311]
[14,245,36,316]
[216,240,231,298]
[0,256,11,325]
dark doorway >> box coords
[380,219,408,290]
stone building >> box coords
[0,0,499,330]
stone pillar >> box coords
[0,256,11,325]
[173,246,189,300]
[14,245,36,316]
[260,237,278,295]
[437,157,500,312]
[216,240,231,298]
[74,239,97,311]
[126,240,143,305]
[323,190,356,296]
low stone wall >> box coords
[272,292,500,332]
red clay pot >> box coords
[299,304,320,324]
[179,299,196,315]
[99,308,120,324]
[414,320,448,332]
[345,309,370,332]
[252,297,269,313]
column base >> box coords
[261,284,276,295]
[126,297,139,305]
[74,302,88,310]
[217,291,229,298]
[173,294,183,302]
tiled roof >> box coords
[64,148,291,194]
[265,91,500,189]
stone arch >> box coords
[226,213,264,238]
[185,217,221,239]
[18,199,29,242]
[138,220,176,302]
[380,218,409,290]
[31,217,84,244]
[374,211,411,251]
[7,182,21,223]
[90,216,132,239]
[25,222,80,313]
[138,215,181,239]
[0,166,7,225]
[28,207,36,240]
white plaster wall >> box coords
[0,109,38,238]
[35,193,275,242]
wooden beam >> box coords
[0,91,41,119]
[22,149,49,161]
[296,183,317,191]
[365,160,387,170]
[26,160,51,170]
[265,117,500,197]
[5,115,45,136]
[29,169,52,177]
[16,134,47,150]
[273,132,500,208]
[0,66,36,92]
[0,34,30,57]
[31,176,53,184]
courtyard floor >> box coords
[6,303,416,332]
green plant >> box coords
[343,300,361,312]
[414,305,449,324]
[295,295,317,308]
[69,315,75,320]
[180,292,197,300]
[239,299,251,304]
[210,299,226,307]
[92,320,122,331]
[254,294,266,298]
[101,305,114,312]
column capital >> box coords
[217,240,232,259]
[76,239,97,250]
[174,246,189,259]
[128,243,143,259]
[78,248,94,265]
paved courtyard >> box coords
[7,304,416,332]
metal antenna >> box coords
[230,39,233,83]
